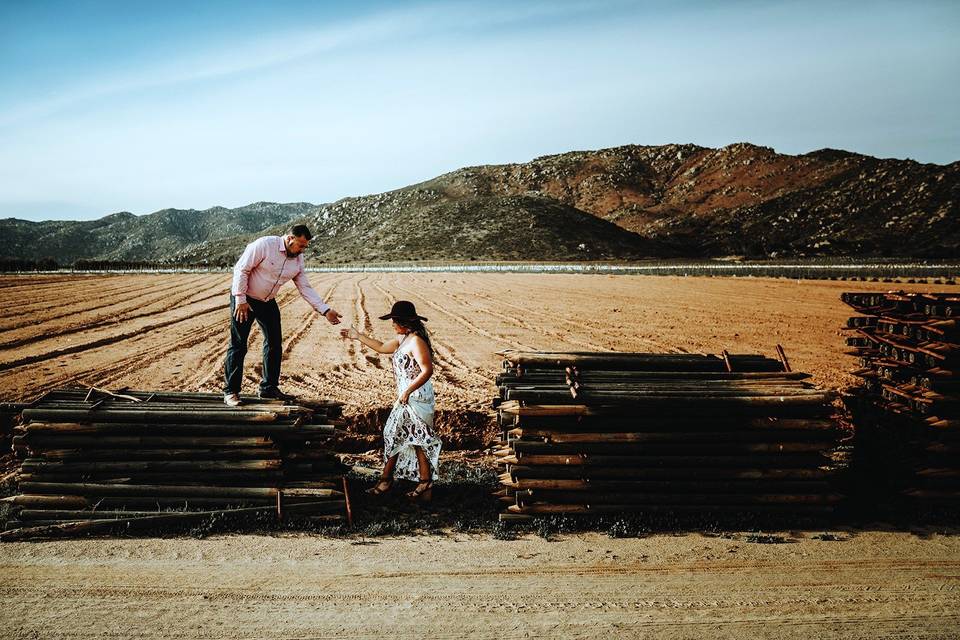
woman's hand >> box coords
[339,326,360,341]
[398,389,411,405]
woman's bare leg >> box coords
[405,447,433,500]
[382,453,398,482]
[366,453,399,494]
[414,446,430,483]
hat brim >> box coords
[378,313,428,322]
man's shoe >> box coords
[224,392,241,407]
[258,388,297,402]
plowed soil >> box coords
[1,273,958,639]
[1,273,951,440]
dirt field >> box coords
[2,273,959,639]
[2,531,959,639]
[1,272,952,410]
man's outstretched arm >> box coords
[292,268,341,324]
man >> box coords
[224,224,341,406]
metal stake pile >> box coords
[493,351,842,522]
[2,388,351,540]
[842,291,960,518]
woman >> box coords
[340,300,440,501]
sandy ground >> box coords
[2,531,959,639]
[2,273,959,638]
[1,272,954,408]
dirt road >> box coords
[2,531,958,639]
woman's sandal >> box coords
[366,478,393,496]
[406,480,433,502]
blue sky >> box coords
[1,0,957,221]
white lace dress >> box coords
[382,334,441,481]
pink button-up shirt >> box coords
[231,236,330,314]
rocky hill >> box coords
[0,202,313,264]
[174,192,667,265]
[374,142,957,258]
[3,143,957,266]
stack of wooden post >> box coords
[842,291,960,518]
[2,388,350,540]
[0,401,25,459]
[494,351,842,522]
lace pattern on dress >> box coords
[382,334,441,481]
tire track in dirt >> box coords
[0,281,226,350]
[0,274,99,290]
[356,277,385,370]
[298,275,398,405]
[356,277,374,334]
[346,276,381,371]
[8,580,958,605]
[344,557,960,579]
[5,308,234,400]
[0,276,121,301]
[444,289,607,351]
[83,321,232,391]
[0,274,212,330]
[0,277,167,323]
[0,272,187,306]
[468,287,683,354]
[343,277,364,371]
[0,300,231,373]
[69,283,255,391]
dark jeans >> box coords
[224,295,282,395]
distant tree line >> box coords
[0,258,237,272]
[73,259,169,271]
[71,259,234,270]
[0,258,59,272]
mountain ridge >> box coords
[2,143,956,265]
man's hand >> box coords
[324,308,342,325]
[234,302,251,323]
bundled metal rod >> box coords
[18,422,339,436]
[21,408,300,423]
[497,371,812,383]
[1,500,347,542]
[503,478,832,492]
[507,429,837,443]
[492,349,843,522]
[496,400,833,417]
[502,353,786,371]
[2,387,351,538]
[842,291,960,518]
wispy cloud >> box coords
[0,1,615,129]
[0,0,956,221]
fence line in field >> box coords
[5,261,960,280]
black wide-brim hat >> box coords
[378,300,428,322]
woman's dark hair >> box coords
[395,316,433,357]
